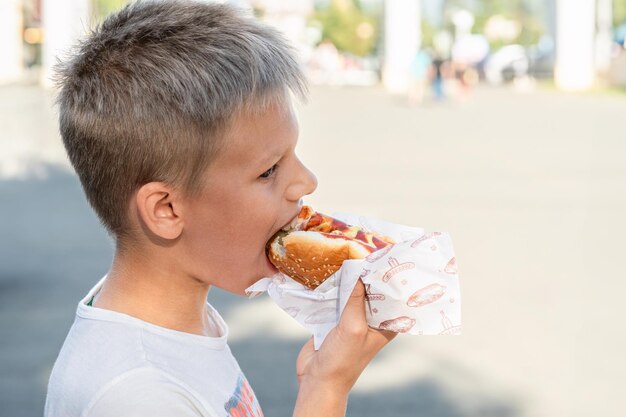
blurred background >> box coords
[1,0,625,416]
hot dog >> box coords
[266,206,394,289]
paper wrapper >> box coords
[246,213,461,350]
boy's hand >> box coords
[293,280,396,417]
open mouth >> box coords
[279,209,302,233]
[266,210,301,257]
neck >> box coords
[93,248,213,336]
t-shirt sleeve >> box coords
[85,367,217,417]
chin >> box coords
[228,268,274,297]
[214,255,278,296]
[236,258,278,293]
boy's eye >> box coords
[259,164,279,179]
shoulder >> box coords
[84,367,216,417]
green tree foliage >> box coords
[421,18,436,48]
[92,0,129,23]
[615,0,626,26]
[312,0,379,57]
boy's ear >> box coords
[135,182,184,240]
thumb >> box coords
[338,279,367,330]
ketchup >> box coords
[299,207,391,252]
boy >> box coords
[45,1,395,416]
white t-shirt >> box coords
[44,277,264,417]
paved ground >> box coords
[1,83,624,417]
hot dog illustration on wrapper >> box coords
[378,316,416,333]
[443,257,457,274]
[407,283,447,308]
[381,257,416,283]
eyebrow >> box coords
[259,139,294,166]
[257,150,283,168]
[256,129,298,168]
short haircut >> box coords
[55,0,307,242]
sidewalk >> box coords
[1,83,624,417]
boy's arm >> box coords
[293,280,396,417]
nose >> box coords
[286,158,318,202]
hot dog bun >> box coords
[267,206,394,289]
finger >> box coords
[338,279,367,331]
[296,337,315,381]
[299,336,314,353]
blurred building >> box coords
[0,0,91,87]
[1,0,315,87]
[1,0,624,90]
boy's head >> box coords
[56,0,309,248]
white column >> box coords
[382,0,421,94]
[0,0,24,84]
[555,0,595,91]
[41,0,91,88]
[595,0,613,77]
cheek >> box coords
[207,207,275,257]
[191,183,282,257]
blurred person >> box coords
[44,2,395,416]
[307,39,343,84]
[408,48,432,106]
[430,53,448,101]
[310,39,342,71]
[451,61,478,102]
